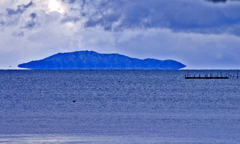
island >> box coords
[18,51,186,70]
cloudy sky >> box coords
[0,0,240,69]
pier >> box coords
[185,76,229,79]
[185,72,239,79]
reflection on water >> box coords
[0,134,237,144]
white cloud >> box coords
[1,0,240,69]
[1,17,240,69]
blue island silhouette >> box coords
[18,51,186,69]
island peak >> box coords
[18,51,186,70]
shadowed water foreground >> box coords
[0,70,240,143]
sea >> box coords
[0,70,240,144]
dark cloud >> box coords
[24,21,36,29]
[84,0,124,30]
[206,0,227,2]
[61,16,80,23]
[6,1,33,15]
[62,0,85,9]
[64,0,85,10]
[22,13,37,29]
[205,0,240,3]
[68,0,76,4]
[62,0,76,4]
[30,13,37,19]
[60,0,85,23]
[86,12,121,30]
[81,0,240,35]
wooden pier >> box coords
[185,76,229,79]
[185,72,239,79]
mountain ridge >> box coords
[18,51,186,70]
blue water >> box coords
[0,70,240,143]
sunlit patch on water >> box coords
[0,134,237,144]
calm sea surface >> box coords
[0,70,240,143]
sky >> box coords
[0,0,240,69]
